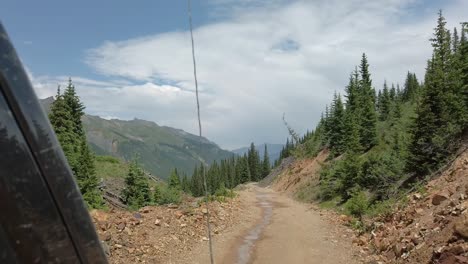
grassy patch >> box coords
[95,155,128,179]
[319,196,342,210]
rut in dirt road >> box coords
[236,190,273,264]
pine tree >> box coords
[168,168,181,190]
[63,78,85,137]
[389,84,397,102]
[76,140,104,208]
[460,23,468,119]
[344,111,362,153]
[153,184,162,204]
[49,86,79,171]
[49,81,103,208]
[408,11,465,176]
[181,174,190,193]
[345,67,361,113]
[122,158,151,209]
[343,71,363,153]
[358,53,378,150]
[239,154,251,183]
[62,78,85,169]
[329,93,346,155]
[247,143,261,181]
[323,105,332,143]
[190,165,204,197]
[379,81,391,121]
[227,156,236,188]
[207,161,220,194]
[453,27,460,53]
[262,144,271,178]
[449,24,468,129]
[376,90,383,112]
[403,72,420,102]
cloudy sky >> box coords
[1,0,467,149]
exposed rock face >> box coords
[432,192,450,205]
[454,215,468,239]
[347,149,468,264]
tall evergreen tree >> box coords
[191,165,204,197]
[76,140,104,208]
[344,70,363,153]
[153,184,162,204]
[168,168,181,190]
[453,27,460,53]
[63,78,85,137]
[379,81,391,121]
[344,70,360,114]
[49,80,103,208]
[239,154,251,183]
[49,86,78,170]
[403,72,420,101]
[247,143,261,181]
[344,112,362,153]
[358,53,378,150]
[262,144,271,178]
[181,174,190,193]
[329,93,346,155]
[460,23,468,117]
[408,11,466,176]
[376,89,383,112]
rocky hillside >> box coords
[355,147,468,264]
[266,145,468,263]
[40,97,233,179]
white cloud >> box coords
[30,74,203,130]
[34,0,468,149]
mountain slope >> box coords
[232,143,283,164]
[40,97,233,179]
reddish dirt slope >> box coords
[355,148,468,264]
[272,149,328,194]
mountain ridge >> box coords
[40,97,233,179]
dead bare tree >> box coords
[282,113,300,144]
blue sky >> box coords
[1,1,215,78]
[1,0,466,149]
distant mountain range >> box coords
[232,143,284,164]
[40,97,234,179]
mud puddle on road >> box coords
[236,191,273,264]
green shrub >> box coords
[154,185,182,205]
[344,190,369,219]
[214,183,236,198]
[358,152,404,199]
[367,199,395,218]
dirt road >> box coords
[190,184,359,264]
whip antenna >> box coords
[187,0,214,263]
